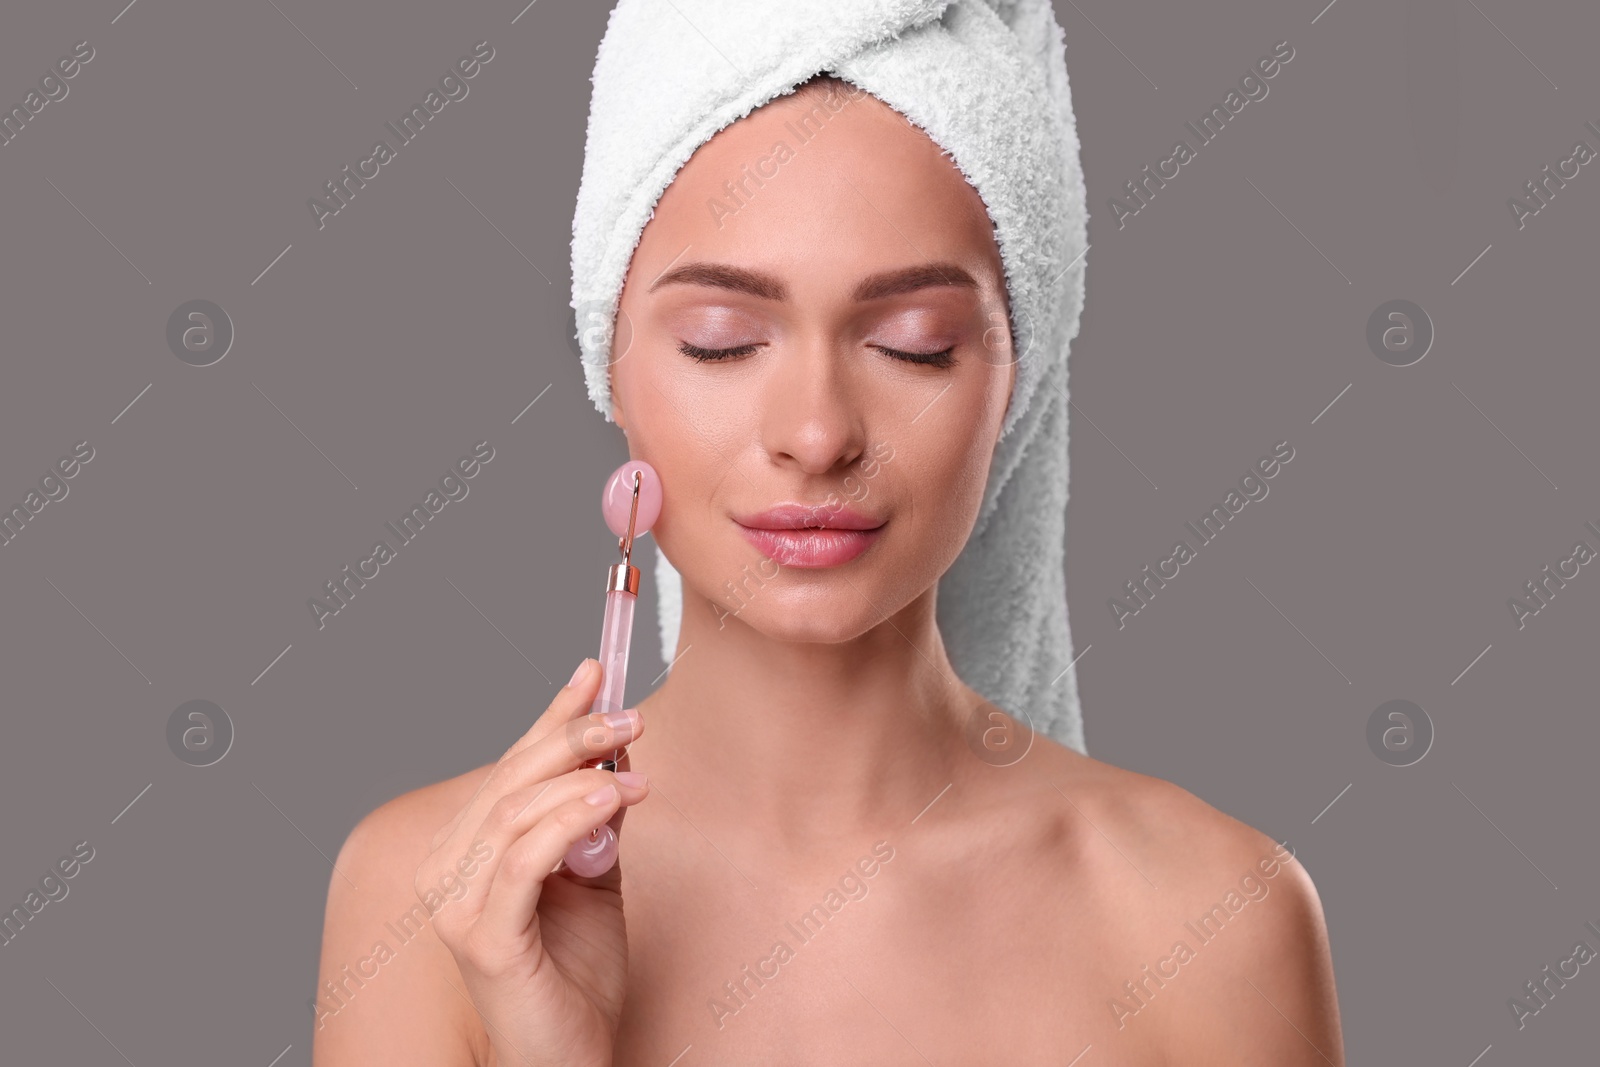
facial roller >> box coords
[560,459,661,878]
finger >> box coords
[611,746,635,839]
[454,767,648,911]
[558,746,636,877]
[473,783,634,946]
[435,699,642,861]
[428,658,604,852]
[509,658,607,755]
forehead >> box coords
[633,83,1004,289]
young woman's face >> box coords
[610,82,1018,643]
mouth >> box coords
[733,504,887,568]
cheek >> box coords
[617,334,753,438]
[894,386,1004,549]
[614,353,749,542]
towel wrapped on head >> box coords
[570,0,1090,752]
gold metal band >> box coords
[605,562,640,595]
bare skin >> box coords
[313,78,1344,1066]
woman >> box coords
[314,13,1343,1067]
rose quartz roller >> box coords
[561,459,661,877]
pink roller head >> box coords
[563,823,618,878]
[602,460,661,539]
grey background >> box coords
[1,0,1594,1062]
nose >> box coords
[758,336,867,476]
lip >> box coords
[737,524,884,567]
[733,504,885,531]
[733,503,887,568]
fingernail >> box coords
[614,771,648,789]
[568,659,592,688]
[600,707,637,731]
[584,784,617,806]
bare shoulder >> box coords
[1023,738,1344,1064]
[311,762,495,1066]
[1007,733,1252,852]
[338,762,495,870]
[1037,742,1298,890]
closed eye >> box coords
[677,341,760,362]
[871,344,955,368]
[676,340,955,368]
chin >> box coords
[701,557,906,644]
[738,606,886,646]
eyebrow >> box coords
[648,261,979,302]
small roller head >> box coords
[561,823,618,878]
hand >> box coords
[418,659,648,1067]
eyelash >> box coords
[676,341,956,368]
[677,341,759,362]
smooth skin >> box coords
[314,77,1344,1066]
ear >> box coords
[1001,357,1017,422]
[611,388,628,433]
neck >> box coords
[633,582,981,851]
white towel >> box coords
[570,0,1090,753]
